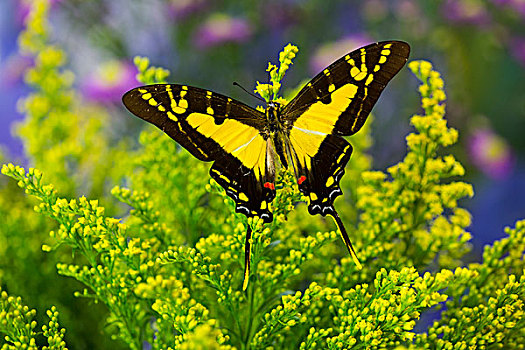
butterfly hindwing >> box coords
[291,134,352,216]
[122,84,276,222]
[210,153,276,223]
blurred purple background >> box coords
[1,0,29,159]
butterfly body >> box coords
[261,102,288,170]
[123,41,410,289]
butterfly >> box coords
[123,41,410,290]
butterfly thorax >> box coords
[265,101,291,169]
[265,101,283,133]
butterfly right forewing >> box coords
[283,41,410,137]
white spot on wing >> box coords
[292,126,328,136]
[232,135,258,153]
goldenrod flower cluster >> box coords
[255,43,298,103]
[0,288,66,350]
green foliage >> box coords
[0,288,67,350]
[412,221,525,349]
[1,1,524,349]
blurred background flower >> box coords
[441,0,491,26]
[492,0,525,18]
[15,0,62,24]
[80,60,137,104]
[0,53,33,88]
[193,14,252,49]
[468,127,515,179]
[260,1,300,32]
[510,37,525,66]
[309,35,371,74]
[167,0,208,20]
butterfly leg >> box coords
[242,224,253,291]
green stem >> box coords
[243,274,256,349]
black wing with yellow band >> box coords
[122,84,276,223]
[285,41,409,213]
[283,41,410,136]
[284,41,410,266]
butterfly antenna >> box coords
[233,82,266,103]
[330,211,363,270]
[242,225,253,291]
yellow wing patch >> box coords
[289,83,358,169]
[292,84,358,135]
[290,130,324,168]
[186,113,267,178]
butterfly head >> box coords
[266,100,284,132]
[267,100,282,111]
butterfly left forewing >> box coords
[123,84,277,289]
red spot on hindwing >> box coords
[264,182,275,190]
[298,176,307,185]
